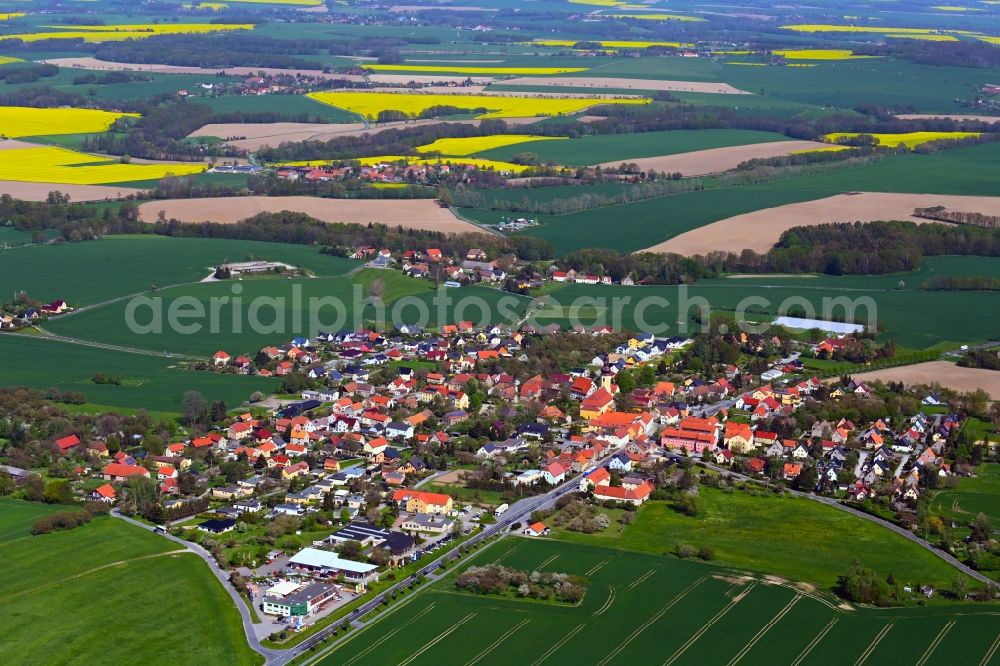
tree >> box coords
[369,277,385,301]
[971,512,993,542]
[615,368,636,394]
[953,575,969,599]
[182,390,207,427]
[44,479,74,505]
[837,560,892,606]
[0,471,16,496]
[210,400,228,423]
[336,539,363,559]
[24,474,45,502]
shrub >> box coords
[697,546,715,561]
[675,543,698,559]
[31,508,94,535]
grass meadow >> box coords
[0,500,258,665]
[553,489,966,591]
[0,234,357,305]
[0,335,276,414]
[529,274,1000,348]
[313,537,1000,666]
[931,463,1000,526]
[43,273,530,357]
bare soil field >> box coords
[138,196,483,233]
[0,139,45,151]
[0,181,142,201]
[189,117,543,151]
[434,470,472,484]
[499,76,750,94]
[851,361,1000,399]
[645,192,1000,255]
[895,114,1000,123]
[597,140,828,174]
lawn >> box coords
[0,501,258,665]
[552,488,970,592]
[0,234,358,305]
[313,537,1000,666]
[0,335,276,415]
[477,129,794,166]
[930,463,1000,526]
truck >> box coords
[494,503,509,517]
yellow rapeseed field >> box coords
[0,13,24,21]
[415,134,566,156]
[0,146,205,184]
[933,5,979,10]
[531,39,692,49]
[0,106,138,137]
[773,49,877,60]
[607,13,706,21]
[781,24,978,36]
[824,131,981,148]
[307,91,650,120]
[791,145,850,155]
[0,56,23,65]
[3,23,253,43]
[362,64,588,75]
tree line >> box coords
[914,206,1000,230]
[554,220,1000,284]
[153,210,556,260]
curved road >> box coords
[670,454,996,586]
[110,510,277,663]
[111,463,592,666]
[115,441,993,666]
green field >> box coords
[462,141,1000,255]
[43,273,531,357]
[552,489,967,591]
[0,235,358,306]
[931,463,1000,526]
[0,335,275,414]
[477,129,793,166]
[314,537,1000,666]
[526,262,1000,348]
[0,500,258,665]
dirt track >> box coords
[597,140,828,173]
[138,196,482,233]
[851,361,1000,399]
[644,192,1000,255]
[0,180,142,202]
[189,117,543,151]
[499,76,750,95]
